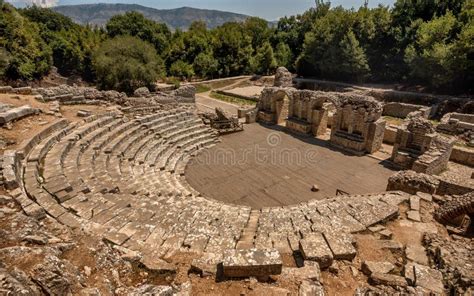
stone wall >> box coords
[449,146,474,167]
[383,125,398,144]
[411,136,456,175]
[387,170,473,196]
[437,112,474,135]
[391,115,455,175]
[386,170,440,194]
[383,102,431,119]
[330,95,385,155]
[286,90,329,136]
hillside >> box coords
[52,3,251,29]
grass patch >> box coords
[195,84,211,93]
[383,116,404,126]
[209,91,257,107]
[454,141,473,149]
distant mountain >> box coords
[52,3,253,30]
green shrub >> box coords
[93,36,165,94]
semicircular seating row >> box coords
[21,108,408,260]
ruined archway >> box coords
[257,87,293,125]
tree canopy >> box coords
[93,36,165,94]
[0,0,472,93]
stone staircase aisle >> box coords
[236,209,260,249]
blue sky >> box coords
[12,0,396,20]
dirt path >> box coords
[195,91,241,116]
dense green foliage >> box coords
[93,36,165,93]
[0,1,51,80]
[0,0,472,93]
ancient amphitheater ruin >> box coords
[0,68,472,295]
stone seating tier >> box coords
[11,109,409,275]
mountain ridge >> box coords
[52,3,259,29]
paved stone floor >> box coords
[186,123,397,209]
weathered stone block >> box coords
[298,280,325,296]
[190,252,223,277]
[369,272,407,287]
[222,248,282,278]
[281,261,321,282]
[361,261,395,275]
[404,262,444,294]
[323,232,356,261]
[299,233,333,268]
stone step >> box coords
[235,210,260,249]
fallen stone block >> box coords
[369,272,407,287]
[299,233,333,269]
[77,110,92,118]
[361,261,395,276]
[190,252,223,277]
[416,191,432,202]
[281,261,321,282]
[323,232,356,261]
[222,248,282,278]
[129,284,173,296]
[407,210,421,222]
[23,203,47,220]
[379,229,393,239]
[405,245,429,265]
[410,195,420,211]
[140,255,176,274]
[0,105,38,124]
[298,280,325,296]
[404,262,444,294]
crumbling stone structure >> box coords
[273,67,293,88]
[257,87,292,124]
[386,170,440,195]
[201,107,243,134]
[434,192,473,235]
[391,114,455,175]
[329,96,385,155]
[437,112,474,136]
[286,90,334,136]
[258,87,339,136]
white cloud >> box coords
[8,0,59,7]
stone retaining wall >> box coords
[387,170,473,196]
[449,146,474,167]
[382,102,431,119]
[215,90,259,102]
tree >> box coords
[21,5,104,79]
[93,36,164,94]
[0,48,10,76]
[337,31,370,82]
[212,22,253,77]
[0,2,51,80]
[274,42,293,69]
[243,17,271,50]
[106,12,171,53]
[252,42,277,75]
[193,52,218,78]
[169,60,194,80]
[21,5,75,31]
[404,11,457,88]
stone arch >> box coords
[258,87,293,125]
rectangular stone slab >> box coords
[299,233,333,268]
[222,248,282,278]
[323,232,356,260]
